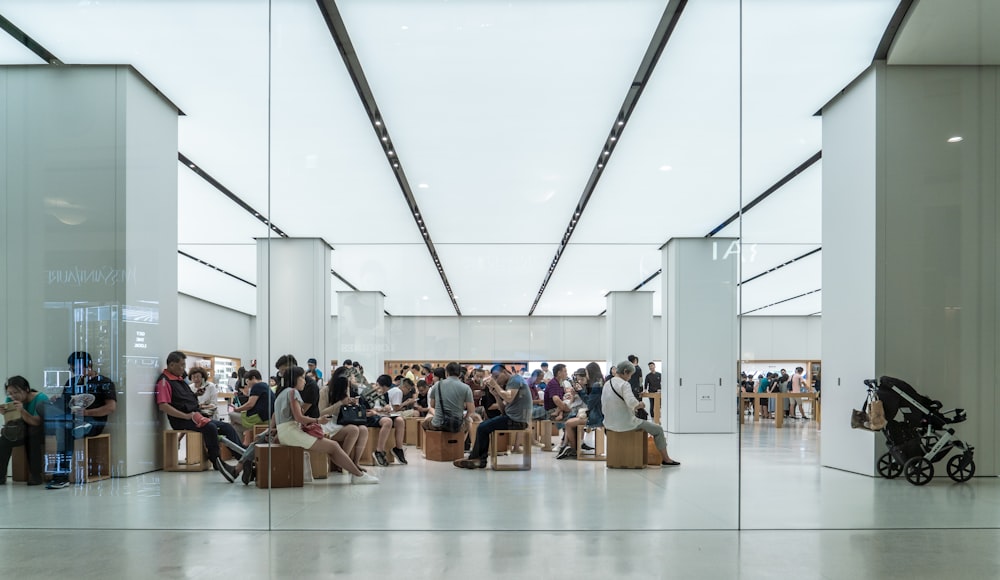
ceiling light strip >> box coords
[741,288,821,316]
[873,0,917,60]
[706,151,822,237]
[737,247,822,287]
[528,0,689,316]
[178,250,256,287]
[0,13,63,64]
[179,153,289,238]
[315,0,461,315]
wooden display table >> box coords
[739,392,821,428]
[640,392,662,424]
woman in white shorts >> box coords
[318,374,369,470]
[274,366,377,484]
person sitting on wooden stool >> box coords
[423,362,479,445]
[0,376,48,486]
[454,365,531,470]
[602,360,680,467]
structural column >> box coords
[605,290,654,408]
[337,292,386,378]
[255,238,332,376]
[662,237,738,434]
[0,65,180,475]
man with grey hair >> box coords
[602,360,680,466]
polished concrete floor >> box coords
[2,421,999,578]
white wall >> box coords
[740,316,821,361]
[178,293,253,360]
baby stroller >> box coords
[865,376,975,486]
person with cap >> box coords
[43,351,118,489]
[307,358,323,381]
[454,364,532,469]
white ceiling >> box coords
[1,0,906,317]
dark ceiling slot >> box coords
[178,250,255,287]
[741,288,821,316]
[873,0,917,61]
[0,13,63,64]
[528,0,689,316]
[315,0,461,315]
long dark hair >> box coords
[4,375,34,394]
[586,362,603,391]
[328,375,350,407]
[277,366,305,397]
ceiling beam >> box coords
[314,0,462,315]
[528,0,689,315]
[0,13,62,64]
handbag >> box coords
[302,422,324,439]
[2,419,25,443]
[867,399,887,430]
[337,404,366,426]
[435,382,464,432]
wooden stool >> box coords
[71,434,112,483]
[489,428,532,471]
[404,417,421,446]
[533,419,554,451]
[252,424,270,439]
[255,444,304,488]
[606,429,647,469]
[360,426,395,466]
[422,429,465,462]
[646,434,662,466]
[576,426,606,462]
[417,420,425,449]
[163,430,209,471]
[306,449,329,479]
[12,446,29,482]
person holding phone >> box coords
[0,376,49,485]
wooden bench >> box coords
[576,426,606,462]
[306,449,329,479]
[489,428,532,471]
[404,417,421,446]
[255,444,304,488]
[71,433,112,483]
[163,430,210,472]
[359,426,395,466]
[533,419,554,451]
[606,429,646,469]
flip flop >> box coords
[661,460,681,466]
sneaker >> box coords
[241,463,253,486]
[72,423,93,439]
[556,448,577,460]
[581,442,595,451]
[391,447,408,465]
[215,458,237,483]
[46,479,70,490]
[373,451,389,467]
[555,446,573,459]
[453,458,487,469]
[351,472,380,485]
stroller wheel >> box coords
[877,452,903,479]
[904,457,934,486]
[946,454,976,483]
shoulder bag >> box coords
[611,380,648,420]
[435,383,464,432]
[336,401,367,426]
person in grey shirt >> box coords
[423,362,478,433]
[454,364,531,469]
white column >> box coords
[337,291,386,378]
[0,65,179,475]
[256,238,332,377]
[662,237,738,434]
[605,290,653,389]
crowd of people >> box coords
[739,366,817,420]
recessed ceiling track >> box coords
[0,13,62,64]
[528,0,689,316]
[741,288,820,316]
[315,0,461,315]
[178,250,255,287]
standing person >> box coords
[643,361,661,422]
[155,351,242,482]
[602,360,679,466]
[306,358,323,381]
[790,366,810,420]
[44,351,118,489]
[454,365,532,470]
[757,373,772,419]
[0,376,48,485]
[627,355,643,399]
[274,366,377,485]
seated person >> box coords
[155,350,243,481]
[0,376,48,486]
[391,378,419,418]
[544,364,572,422]
[272,366,376,485]
[423,362,477,434]
[602,360,679,466]
[559,363,604,459]
[43,351,118,489]
[188,367,219,421]
[454,365,532,469]
[362,375,407,466]
[229,369,275,446]
[317,375,368,470]
[414,380,431,417]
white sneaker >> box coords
[351,472,379,485]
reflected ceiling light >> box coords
[417,183,430,189]
[381,136,388,141]
[375,120,382,126]
[388,150,395,156]
[603,151,609,156]
[617,120,624,126]
[597,163,604,168]
[947,136,963,143]
[401,25,409,30]
[610,136,617,141]
[421,295,429,301]
[392,162,399,168]
[659,165,672,171]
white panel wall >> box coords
[821,66,879,475]
[740,316,822,360]
[178,293,253,360]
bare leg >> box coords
[332,425,360,456]
[393,417,405,448]
[311,438,363,477]
[377,417,392,452]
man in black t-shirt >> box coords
[44,351,119,489]
[644,362,661,393]
[301,373,320,420]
